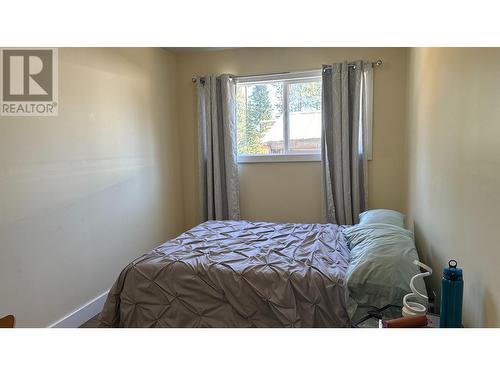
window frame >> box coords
[235,70,322,164]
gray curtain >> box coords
[196,74,240,221]
[321,61,372,225]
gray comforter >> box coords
[99,220,351,327]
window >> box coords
[236,71,322,162]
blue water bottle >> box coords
[439,260,463,328]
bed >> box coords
[99,211,426,328]
[98,220,352,327]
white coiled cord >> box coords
[402,260,433,317]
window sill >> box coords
[237,154,321,163]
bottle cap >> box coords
[443,259,463,280]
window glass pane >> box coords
[288,80,321,154]
[236,83,283,155]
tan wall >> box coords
[0,48,185,327]
[407,48,500,327]
[176,48,409,228]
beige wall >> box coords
[407,48,500,327]
[176,48,409,228]
[0,48,185,327]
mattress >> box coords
[99,220,351,327]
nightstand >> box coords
[353,304,440,328]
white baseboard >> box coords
[48,290,109,328]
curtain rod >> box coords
[191,59,382,83]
